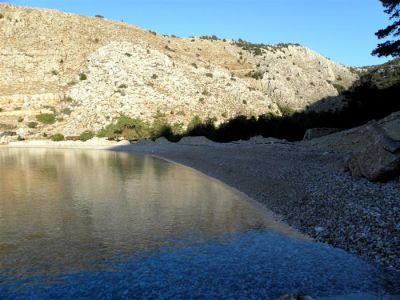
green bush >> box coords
[27,122,38,129]
[36,113,56,124]
[247,70,264,80]
[62,96,73,102]
[51,133,64,142]
[79,73,87,81]
[79,130,95,141]
[277,104,295,117]
[187,116,203,132]
[62,108,72,115]
[333,84,346,95]
[98,116,151,141]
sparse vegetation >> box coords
[61,108,72,115]
[205,73,213,78]
[62,96,73,102]
[164,45,175,52]
[51,133,64,142]
[36,113,56,125]
[118,84,128,89]
[79,73,87,81]
[247,70,264,80]
[51,70,58,76]
[199,35,220,41]
[333,84,346,95]
[277,104,295,116]
[233,38,300,56]
[27,122,38,129]
[202,89,211,96]
[186,116,203,133]
[95,15,104,18]
[18,117,24,123]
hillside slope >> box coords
[0,4,358,138]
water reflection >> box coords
[0,148,286,277]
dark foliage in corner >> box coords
[372,0,400,57]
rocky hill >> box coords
[0,4,358,140]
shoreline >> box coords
[2,138,400,288]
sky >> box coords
[4,0,393,67]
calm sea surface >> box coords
[0,149,394,299]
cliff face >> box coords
[0,4,358,138]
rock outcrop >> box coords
[346,125,400,182]
[0,4,358,139]
[305,111,400,182]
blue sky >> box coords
[4,0,393,67]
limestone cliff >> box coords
[0,4,358,139]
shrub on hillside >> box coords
[247,70,264,80]
[27,122,38,129]
[62,108,72,115]
[79,130,95,141]
[333,84,346,95]
[36,113,56,124]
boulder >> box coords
[346,125,400,182]
[303,128,341,140]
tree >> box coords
[372,0,400,57]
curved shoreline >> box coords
[149,154,309,241]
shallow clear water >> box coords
[0,149,394,299]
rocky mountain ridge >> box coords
[0,4,358,140]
